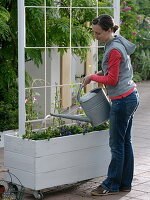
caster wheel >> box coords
[33,191,44,199]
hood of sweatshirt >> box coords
[107,35,136,55]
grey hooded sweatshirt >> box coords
[102,35,136,97]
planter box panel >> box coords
[4,167,35,190]
[36,161,109,190]
[35,145,110,173]
[4,135,35,156]
[4,145,110,174]
[35,130,109,157]
[4,151,35,173]
[6,159,109,191]
[4,130,109,157]
[5,130,108,157]
[0,130,18,148]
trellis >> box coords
[18,0,120,135]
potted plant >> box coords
[3,0,112,198]
[4,121,110,192]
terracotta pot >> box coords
[0,184,5,198]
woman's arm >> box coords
[82,49,122,87]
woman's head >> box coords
[92,15,119,43]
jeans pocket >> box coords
[126,100,139,117]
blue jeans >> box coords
[101,90,139,192]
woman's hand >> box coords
[96,70,103,76]
[82,75,91,87]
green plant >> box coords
[98,0,113,16]
[120,0,150,81]
[133,72,142,83]
[25,90,41,121]
[139,49,150,80]
[120,0,140,43]
[50,83,86,128]
[25,90,41,132]
[132,49,150,81]
[0,102,18,132]
[22,121,109,140]
[25,79,46,133]
[46,0,97,60]
[0,5,10,40]
[0,1,19,131]
[51,83,66,127]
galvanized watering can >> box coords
[50,85,111,126]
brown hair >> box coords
[92,14,119,33]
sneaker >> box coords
[120,188,131,192]
[91,185,119,196]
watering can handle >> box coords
[77,84,84,102]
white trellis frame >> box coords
[18,0,120,136]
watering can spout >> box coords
[50,113,91,123]
[50,85,110,127]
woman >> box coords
[82,14,139,196]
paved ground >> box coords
[0,81,150,200]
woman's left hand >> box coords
[82,75,91,87]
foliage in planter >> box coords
[23,81,109,141]
[22,121,109,140]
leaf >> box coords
[0,6,10,40]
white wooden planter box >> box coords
[0,130,18,148]
[4,130,110,191]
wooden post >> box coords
[85,50,94,92]
[60,50,72,109]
